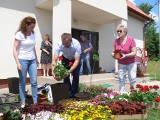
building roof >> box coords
[127,0,154,21]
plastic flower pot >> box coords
[38,94,48,103]
[114,53,122,59]
[50,83,69,104]
[54,75,62,81]
[7,77,19,94]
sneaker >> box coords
[21,103,25,108]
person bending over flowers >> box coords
[52,33,81,98]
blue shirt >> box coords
[54,38,81,60]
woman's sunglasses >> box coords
[117,30,122,33]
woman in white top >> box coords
[13,16,39,108]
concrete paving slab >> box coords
[0,73,157,94]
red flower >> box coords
[59,56,63,61]
[143,85,150,92]
[155,97,160,102]
[136,84,143,89]
[69,62,73,66]
[149,86,153,89]
[130,86,134,89]
[153,85,159,90]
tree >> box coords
[138,3,159,59]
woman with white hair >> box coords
[111,24,137,92]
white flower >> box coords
[54,113,64,120]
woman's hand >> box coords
[17,63,22,70]
[120,53,127,59]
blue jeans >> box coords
[118,62,137,92]
[62,55,81,97]
[80,53,91,75]
[18,59,38,104]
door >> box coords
[72,28,99,74]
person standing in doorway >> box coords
[52,33,81,98]
[79,34,93,75]
[13,16,39,108]
[111,24,137,93]
[40,34,52,77]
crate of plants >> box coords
[106,100,147,120]
[0,94,6,104]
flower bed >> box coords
[2,83,160,119]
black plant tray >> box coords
[0,102,20,113]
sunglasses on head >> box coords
[117,30,122,33]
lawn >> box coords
[146,60,160,80]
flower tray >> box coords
[0,94,6,104]
[115,113,147,120]
[154,102,160,109]
[146,102,160,109]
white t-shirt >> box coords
[15,31,36,60]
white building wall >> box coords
[128,15,144,48]
[72,18,99,32]
[79,0,127,20]
[0,0,52,79]
[98,23,116,72]
[52,0,71,50]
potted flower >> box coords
[114,49,122,59]
[53,56,73,81]
[155,96,160,108]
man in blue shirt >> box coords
[52,33,81,98]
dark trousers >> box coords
[62,55,81,97]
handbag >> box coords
[136,47,148,77]
[137,62,146,77]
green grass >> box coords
[146,60,160,80]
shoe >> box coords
[21,103,25,108]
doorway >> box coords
[72,28,99,74]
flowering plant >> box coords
[53,56,73,80]
[106,101,146,115]
[129,84,159,105]
[60,102,114,120]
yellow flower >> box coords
[108,109,111,113]
[110,115,115,119]
[105,105,109,109]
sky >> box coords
[128,0,159,22]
